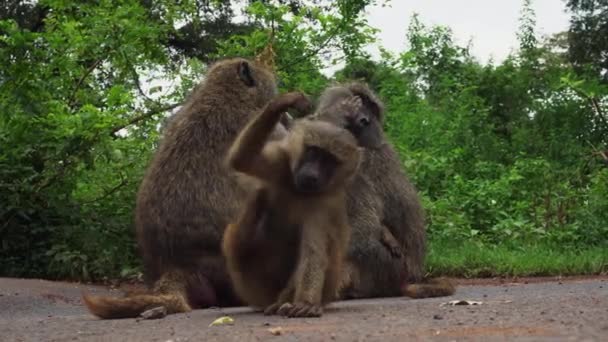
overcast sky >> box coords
[362,0,570,64]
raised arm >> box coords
[226,92,311,181]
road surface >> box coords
[0,276,606,341]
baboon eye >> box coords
[238,61,256,87]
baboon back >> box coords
[135,58,278,306]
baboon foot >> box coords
[277,302,323,318]
[263,301,284,316]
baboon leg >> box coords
[278,232,328,318]
[403,236,426,283]
[223,190,270,260]
[337,259,360,298]
[187,277,217,308]
[343,206,404,299]
[346,235,404,298]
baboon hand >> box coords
[277,302,323,318]
[277,92,312,115]
[381,228,403,258]
[341,95,363,112]
[386,244,402,258]
[382,240,402,258]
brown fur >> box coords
[222,92,360,317]
[83,271,190,318]
[83,58,284,319]
[314,82,455,299]
[402,277,455,298]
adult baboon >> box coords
[313,82,455,299]
[84,57,291,319]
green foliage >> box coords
[1,0,606,280]
[376,14,608,255]
[0,0,181,280]
[215,0,378,94]
[0,0,377,280]
[566,0,608,84]
[427,239,608,277]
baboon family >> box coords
[83,57,454,319]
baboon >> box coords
[83,57,289,319]
[222,92,360,318]
[312,82,455,299]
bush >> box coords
[1,1,606,280]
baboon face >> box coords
[343,99,384,149]
[289,121,361,194]
[315,85,385,150]
[293,145,341,193]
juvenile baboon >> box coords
[83,57,288,319]
[222,92,360,318]
[313,82,455,299]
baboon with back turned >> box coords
[313,82,455,299]
[83,57,287,319]
[222,92,360,318]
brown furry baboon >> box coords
[313,82,455,299]
[222,92,360,318]
[83,57,288,319]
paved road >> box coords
[0,277,606,341]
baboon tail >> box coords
[82,291,191,319]
[401,277,456,299]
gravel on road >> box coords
[0,276,606,341]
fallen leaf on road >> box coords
[268,327,283,335]
[441,300,483,306]
[209,316,234,327]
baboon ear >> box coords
[238,61,256,87]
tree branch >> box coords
[81,177,129,204]
[589,97,607,126]
[68,58,105,108]
[110,103,181,136]
[569,87,608,134]
[278,33,338,72]
[121,50,159,105]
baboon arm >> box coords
[226,110,283,179]
[291,227,329,305]
[227,92,309,182]
[380,224,403,258]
